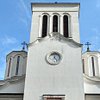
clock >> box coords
[46,52,62,65]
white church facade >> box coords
[0,3,100,100]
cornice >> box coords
[83,74,100,82]
[0,75,25,87]
[7,51,27,58]
[28,32,82,48]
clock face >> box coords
[46,52,62,65]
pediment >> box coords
[29,32,82,48]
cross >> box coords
[21,41,28,51]
[55,2,58,4]
[85,42,91,52]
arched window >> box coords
[15,56,20,75]
[7,58,11,77]
[63,15,69,37]
[91,57,95,76]
[82,59,85,73]
[42,15,48,37]
[53,15,58,32]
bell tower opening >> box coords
[42,15,48,37]
[63,15,69,38]
[15,56,20,75]
[91,57,95,76]
[7,58,12,77]
[53,15,58,32]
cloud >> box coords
[92,28,99,34]
[19,17,29,27]
[19,0,31,19]
[89,28,100,51]
[0,65,5,80]
[0,57,6,80]
[17,0,31,31]
[96,0,100,8]
[83,27,100,52]
[1,36,18,45]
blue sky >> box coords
[0,0,100,79]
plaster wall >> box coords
[0,78,24,93]
[84,80,100,94]
[0,94,23,100]
[5,52,27,79]
[30,4,80,43]
[24,39,84,100]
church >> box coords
[0,2,100,100]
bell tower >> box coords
[24,3,84,100]
[30,3,80,43]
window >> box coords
[43,95,65,100]
[91,57,95,76]
[7,58,11,77]
[47,97,62,100]
[42,15,48,37]
[63,15,69,37]
[15,56,20,75]
[82,59,85,73]
[53,15,58,32]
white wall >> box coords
[30,3,80,43]
[0,77,25,93]
[24,38,84,100]
[5,51,27,79]
[82,52,100,77]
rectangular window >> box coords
[43,95,65,100]
[47,98,62,100]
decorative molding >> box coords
[28,32,82,47]
[0,75,25,87]
[42,94,65,100]
[83,74,100,82]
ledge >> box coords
[0,75,25,87]
[28,32,82,48]
[83,74,100,82]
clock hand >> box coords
[54,56,57,62]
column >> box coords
[60,15,63,35]
[50,15,53,33]
[39,15,43,37]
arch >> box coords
[53,15,58,32]
[42,13,50,16]
[42,15,48,37]
[63,15,69,37]
[13,54,26,58]
[6,56,13,62]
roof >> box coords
[31,2,80,14]
[6,51,27,58]
[31,2,80,9]
[31,2,80,5]
[82,51,100,55]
